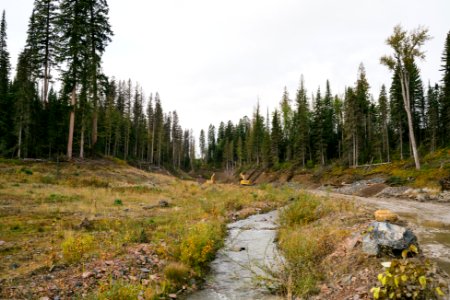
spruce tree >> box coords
[86,0,113,148]
[441,30,450,144]
[293,75,310,167]
[427,83,440,152]
[378,85,390,162]
[0,11,12,155]
[199,129,206,163]
[58,0,89,159]
[26,0,59,102]
[12,50,37,158]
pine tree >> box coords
[280,87,293,160]
[322,80,335,160]
[0,10,12,155]
[249,102,265,165]
[312,87,325,165]
[26,0,59,102]
[355,64,371,163]
[12,49,37,158]
[378,85,390,162]
[441,30,450,144]
[271,109,282,165]
[58,0,89,159]
[199,129,206,163]
[293,75,310,167]
[381,25,431,170]
[207,124,215,164]
[427,83,440,152]
[344,87,358,166]
[86,0,113,148]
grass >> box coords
[0,158,298,299]
[276,192,358,298]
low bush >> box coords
[179,220,224,273]
[164,262,191,285]
[96,281,141,300]
[371,258,447,299]
[61,232,95,263]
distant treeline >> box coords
[200,29,450,170]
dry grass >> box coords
[276,192,361,298]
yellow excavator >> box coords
[239,173,252,186]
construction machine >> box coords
[239,172,252,186]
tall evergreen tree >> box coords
[0,11,12,155]
[199,129,206,163]
[26,0,59,102]
[378,85,390,162]
[427,83,440,152]
[58,0,89,159]
[12,49,38,158]
[441,30,450,144]
[293,75,310,167]
[86,0,113,148]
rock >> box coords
[374,210,398,222]
[0,240,5,246]
[9,262,20,269]
[82,271,94,279]
[105,260,114,266]
[440,177,450,191]
[78,218,93,230]
[362,222,417,256]
[158,200,169,207]
[140,268,150,273]
[416,193,428,202]
[39,297,50,300]
[168,293,177,299]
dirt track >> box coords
[309,189,450,225]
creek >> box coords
[187,210,283,300]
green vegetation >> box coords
[277,192,356,298]
[371,258,446,299]
[61,232,95,263]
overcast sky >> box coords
[2,0,450,138]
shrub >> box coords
[370,258,447,299]
[278,227,335,297]
[179,221,224,272]
[97,281,141,300]
[386,176,408,186]
[113,199,123,206]
[164,262,191,285]
[280,194,322,226]
[61,232,95,263]
[20,167,33,175]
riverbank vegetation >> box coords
[277,192,362,297]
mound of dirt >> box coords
[355,183,388,197]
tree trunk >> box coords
[67,86,76,160]
[80,120,84,159]
[17,119,22,159]
[399,71,421,169]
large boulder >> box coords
[362,222,417,256]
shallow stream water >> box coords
[187,210,283,300]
